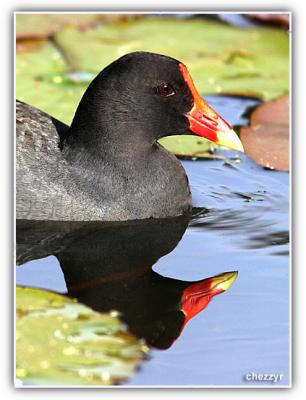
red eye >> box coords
[156,82,175,97]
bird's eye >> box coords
[156,82,175,97]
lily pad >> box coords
[16,40,84,125]
[16,286,147,386]
[16,14,142,40]
[159,135,215,158]
[54,17,289,100]
[16,14,100,40]
[240,95,289,171]
[247,13,290,29]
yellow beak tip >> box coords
[217,130,244,153]
[213,271,238,291]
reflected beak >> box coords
[180,271,238,324]
[179,63,244,152]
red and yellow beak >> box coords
[180,271,238,329]
[179,64,244,152]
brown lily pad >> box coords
[16,14,99,40]
[240,95,289,171]
[16,14,142,41]
[248,13,290,29]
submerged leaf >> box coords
[240,95,289,171]
[16,287,146,386]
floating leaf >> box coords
[16,286,146,386]
[16,40,84,125]
[54,17,289,100]
[247,13,290,29]
[158,135,215,158]
[16,14,102,40]
[16,14,142,40]
[240,95,289,171]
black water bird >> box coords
[16,51,243,222]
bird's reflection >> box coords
[16,217,237,350]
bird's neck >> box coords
[62,118,154,167]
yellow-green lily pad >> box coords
[16,286,147,386]
[16,40,84,125]
[54,17,289,101]
[159,135,215,158]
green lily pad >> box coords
[16,40,84,125]
[16,286,147,386]
[54,17,289,100]
[159,135,215,158]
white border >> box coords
[14,10,291,14]
[11,7,293,394]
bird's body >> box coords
[16,100,191,221]
[16,51,242,222]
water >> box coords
[16,96,290,386]
[128,155,289,386]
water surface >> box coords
[16,96,290,386]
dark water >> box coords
[16,96,290,386]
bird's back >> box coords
[16,100,78,220]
